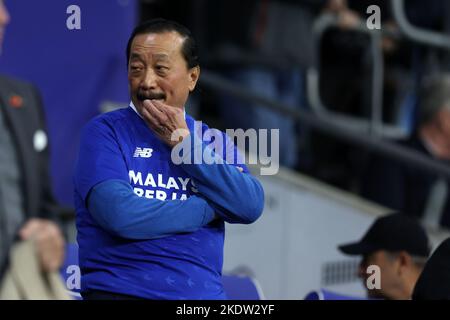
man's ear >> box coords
[188,66,200,92]
[397,251,411,274]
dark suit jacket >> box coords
[0,75,61,222]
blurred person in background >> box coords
[362,74,450,229]
[312,0,450,192]
[0,0,65,283]
[312,0,418,190]
[413,237,450,300]
[338,213,430,300]
[205,0,357,171]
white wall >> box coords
[223,167,450,299]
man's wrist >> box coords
[169,128,191,148]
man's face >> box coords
[433,108,450,159]
[358,250,402,300]
[128,31,199,114]
[0,0,10,51]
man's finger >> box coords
[142,103,162,127]
[141,104,169,137]
[143,100,168,124]
[151,99,179,117]
[149,99,168,110]
[144,99,165,118]
[34,222,65,272]
[19,219,44,240]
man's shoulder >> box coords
[87,107,131,126]
[0,75,44,120]
[366,137,421,177]
[186,113,245,148]
[186,113,248,167]
[82,107,132,136]
[0,74,35,92]
[185,113,225,135]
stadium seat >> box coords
[222,274,265,300]
[304,289,366,300]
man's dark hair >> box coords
[418,73,450,127]
[126,18,199,69]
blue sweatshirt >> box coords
[73,105,264,299]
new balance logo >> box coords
[133,147,153,158]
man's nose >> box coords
[140,69,158,90]
[0,1,11,27]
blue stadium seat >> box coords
[222,274,265,300]
[304,289,366,300]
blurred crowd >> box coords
[2,0,450,300]
[142,0,450,229]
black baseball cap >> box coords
[338,213,430,257]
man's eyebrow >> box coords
[152,53,170,61]
[130,53,144,61]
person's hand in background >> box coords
[324,0,361,30]
[337,9,361,29]
[19,218,65,273]
[325,0,348,13]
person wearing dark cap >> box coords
[338,213,431,300]
[413,237,450,300]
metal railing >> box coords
[307,13,406,139]
[199,0,450,225]
[199,70,450,183]
[308,1,450,141]
[391,0,450,51]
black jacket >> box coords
[0,75,61,223]
[362,135,450,228]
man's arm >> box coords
[140,99,265,225]
[178,138,264,225]
[75,117,216,240]
[31,84,72,225]
[87,179,215,239]
[18,84,65,273]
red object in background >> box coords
[9,94,23,108]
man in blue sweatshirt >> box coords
[73,18,264,300]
